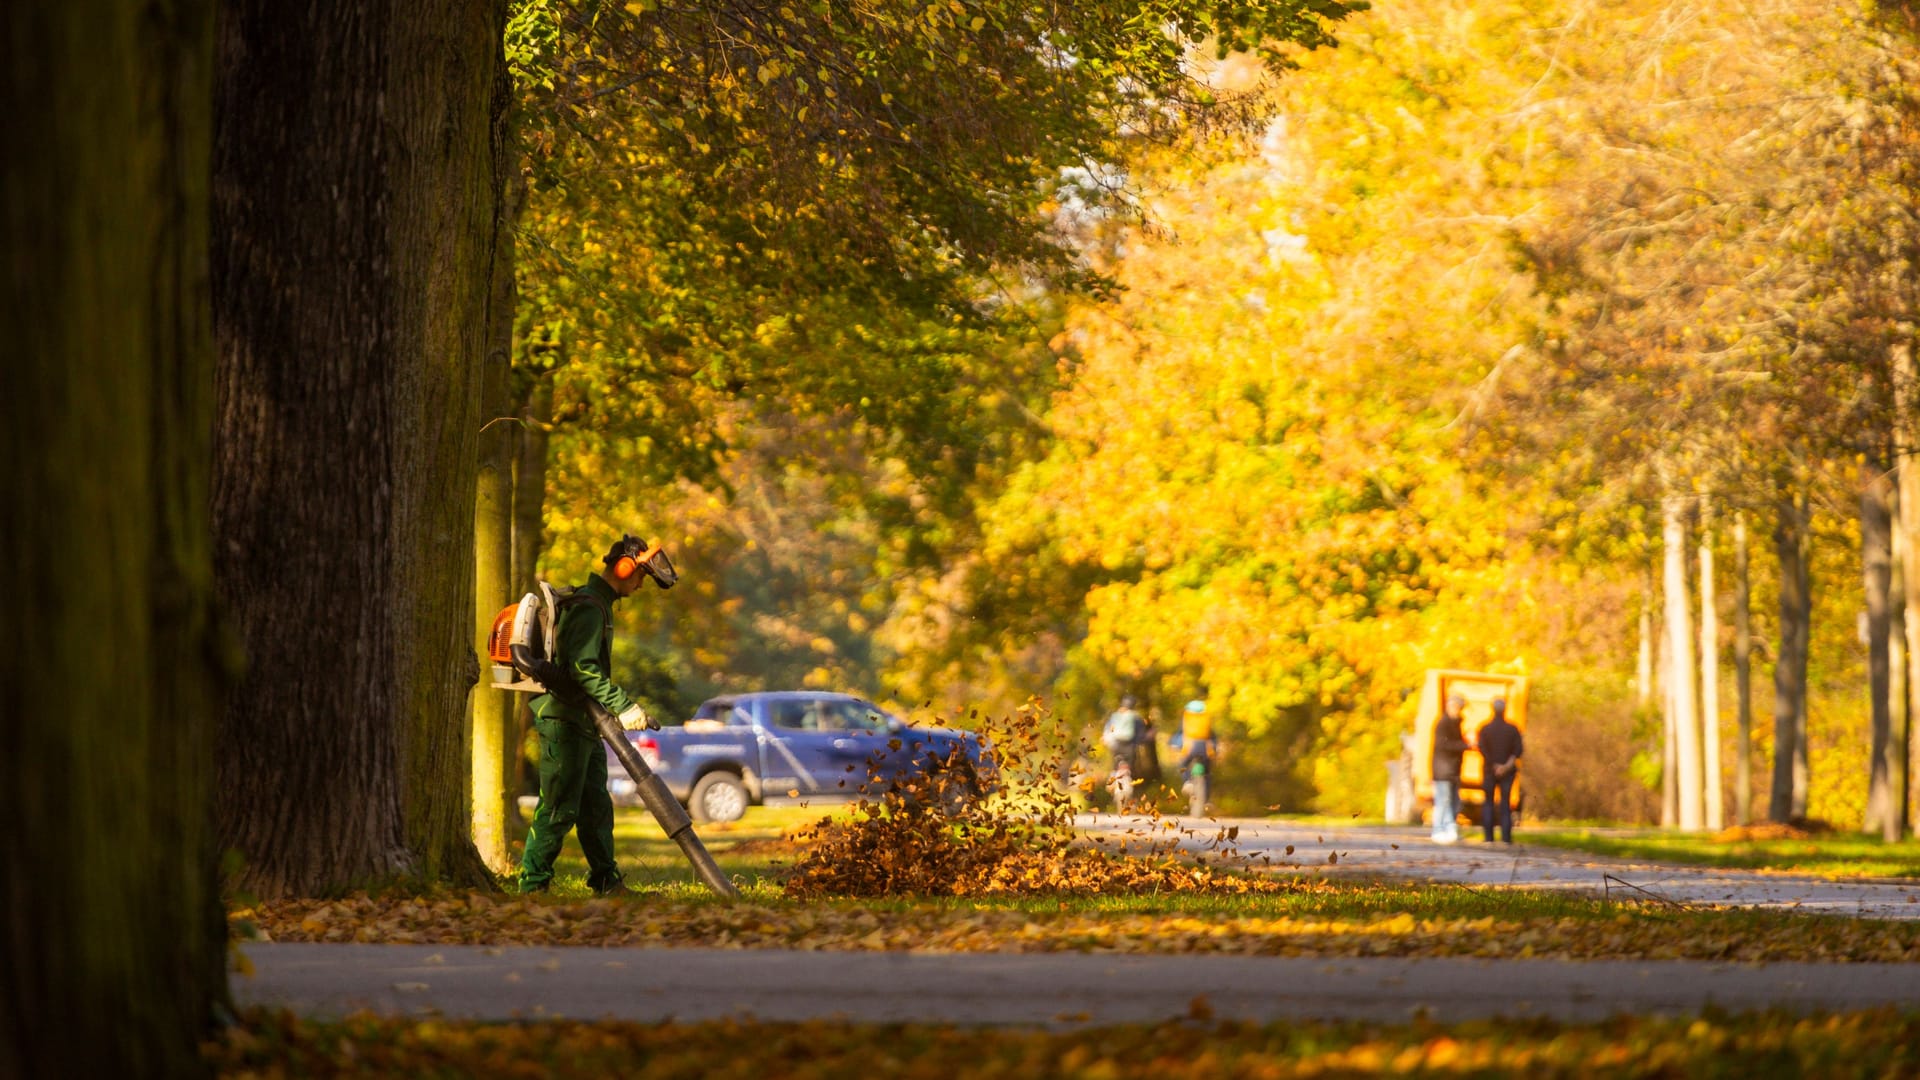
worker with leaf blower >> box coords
[518,533,676,896]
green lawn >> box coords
[531,803,843,903]
[1522,828,1920,880]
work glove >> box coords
[618,703,658,731]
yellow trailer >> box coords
[1404,669,1530,825]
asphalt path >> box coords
[235,943,1920,1025]
[1076,815,1920,920]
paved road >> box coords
[1077,816,1920,920]
[235,943,1920,1025]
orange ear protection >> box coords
[607,533,678,588]
[611,534,643,579]
[610,534,667,580]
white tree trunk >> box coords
[1700,503,1723,831]
[1638,591,1654,709]
[1659,595,1676,828]
[1665,493,1704,830]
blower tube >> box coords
[588,702,741,900]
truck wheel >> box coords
[690,772,748,824]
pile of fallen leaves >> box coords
[783,699,1285,898]
[206,1007,1920,1078]
[1712,820,1835,843]
[786,824,1295,898]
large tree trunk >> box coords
[3,0,228,1071]
[1699,502,1723,831]
[1864,455,1897,835]
[211,0,506,896]
[1771,478,1812,823]
[1663,492,1703,830]
[389,1,510,886]
[471,135,522,876]
[1733,511,1755,826]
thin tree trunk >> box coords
[509,374,555,824]
[1659,611,1677,828]
[1897,343,1918,839]
[3,0,228,1070]
[1771,477,1812,823]
[212,0,506,896]
[1638,573,1655,710]
[1864,456,1895,835]
[1664,492,1703,830]
[510,376,553,603]
[1700,501,1723,831]
[470,108,521,876]
[1734,512,1754,827]
[1890,481,1910,843]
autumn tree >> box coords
[2,0,228,1073]
[494,0,1367,729]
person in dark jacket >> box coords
[1431,692,1469,844]
[518,534,673,896]
[1476,697,1524,844]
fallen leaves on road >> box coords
[206,1007,1920,1078]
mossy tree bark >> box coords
[211,0,508,897]
[2,0,228,1072]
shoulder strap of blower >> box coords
[555,588,610,638]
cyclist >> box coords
[1175,699,1215,817]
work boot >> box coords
[590,872,634,898]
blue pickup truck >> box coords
[606,690,993,823]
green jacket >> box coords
[529,574,636,733]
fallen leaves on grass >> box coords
[205,1007,1920,1078]
[231,890,1920,963]
[1712,822,1833,843]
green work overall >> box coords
[518,574,639,894]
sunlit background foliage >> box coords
[511,0,1920,824]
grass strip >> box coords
[206,1007,1920,1078]
[1523,829,1920,880]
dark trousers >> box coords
[1482,772,1516,842]
[519,717,620,892]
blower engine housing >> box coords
[487,582,562,694]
